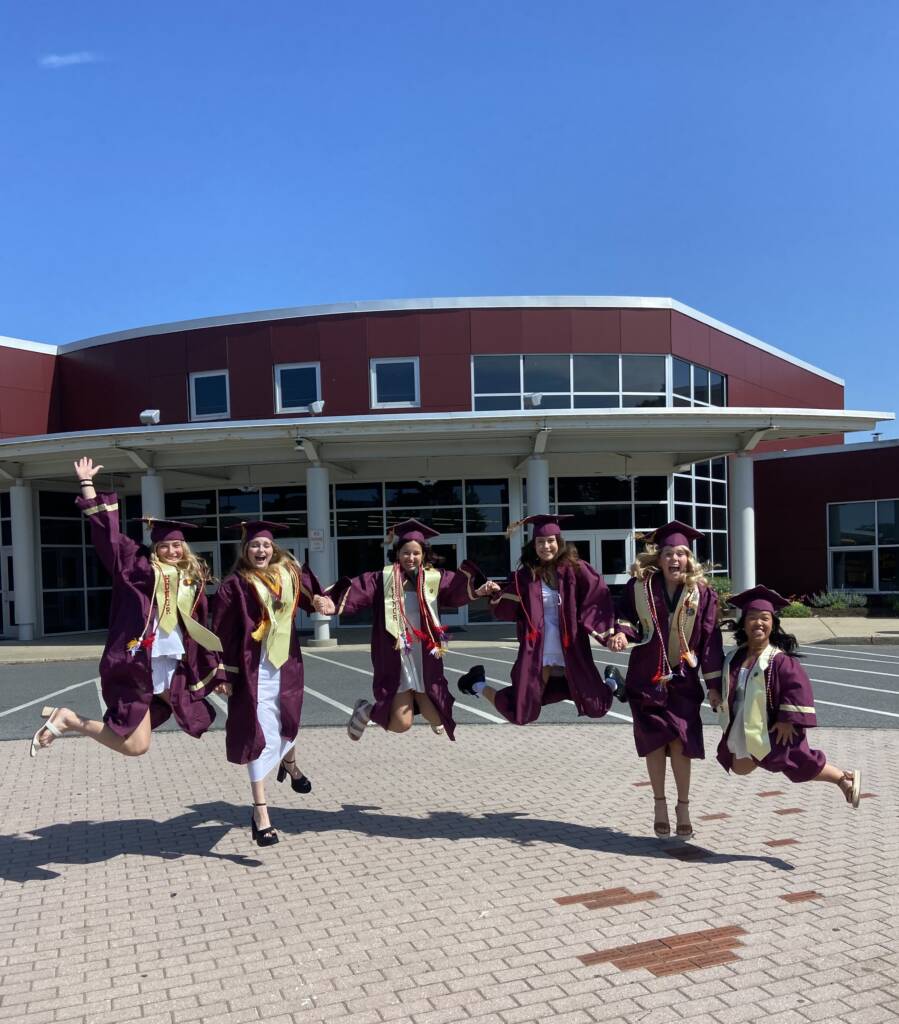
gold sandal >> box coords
[675,800,694,839]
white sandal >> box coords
[430,723,445,736]
[29,706,63,758]
[843,769,861,809]
[346,699,372,741]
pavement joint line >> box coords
[0,676,100,718]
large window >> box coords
[828,500,899,591]
[472,354,725,411]
[189,370,230,420]
[671,459,729,573]
[275,363,320,413]
[370,358,420,408]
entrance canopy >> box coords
[0,407,890,487]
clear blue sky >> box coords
[2,1,897,436]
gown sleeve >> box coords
[296,562,324,614]
[574,561,615,643]
[772,655,818,728]
[614,578,643,642]
[489,570,527,623]
[697,587,724,688]
[211,576,247,681]
[437,559,485,608]
[328,571,380,617]
[76,491,141,578]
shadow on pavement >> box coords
[1,807,262,882]
[197,800,795,871]
[2,800,794,883]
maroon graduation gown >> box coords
[716,649,826,783]
[328,561,483,740]
[76,491,222,738]
[616,574,723,758]
[488,561,615,725]
[212,565,322,765]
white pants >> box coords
[248,657,296,783]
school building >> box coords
[0,296,891,640]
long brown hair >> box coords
[232,540,301,590]
[631,542,708,588]
[520,533,581,583]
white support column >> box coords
[140,470,165,544]
[526,456,550,517]
[305,465,337,647]
[508,475,524,568]
[10,481,37,642]
[731,455,756,592]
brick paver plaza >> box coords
[2,722,897,1024]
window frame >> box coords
[827,498,898,593]
[189,369,230,422]
[274,362,321,414]
[370,357,421,409]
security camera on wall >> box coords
[139,409,161,426]
[309,400,325,415]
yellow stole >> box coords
[382,565,442,645]
[153,562,222,652]
[718,644,779,760]
[250,564,296,669]
[633,577,700,669]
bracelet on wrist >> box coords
[79,480,93,486]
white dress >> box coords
[541,583,564,671]
[150,619,184,694]
[726,666,752,759]
[397,590,426,694]
[247,655,295,783]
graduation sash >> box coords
[153,562,222,653]
[383,565,443,649]
[250,564,296,669]
[718,644,779,760]
[633,576,700,672]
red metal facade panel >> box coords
[0,346,56,438]
[39,305,845,429]
[755,445,899,595]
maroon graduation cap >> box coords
[140,518,198,544]
[645,520,704,549]
[728,585,790,615]
[226,520,290,543]
[387,518,440,545]
[523,514,573,539]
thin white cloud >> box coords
[39,51,100,70]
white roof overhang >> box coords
[0,407,891,489]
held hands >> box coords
[475,580,501,598]
[607,632,628,652]
[312,595,336,616]
[214,682,233,697]
[772,721,796,746]
[707,688,722,712]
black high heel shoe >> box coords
[277,757,312,794]
[251,802,279,847]
[603,665,629,703]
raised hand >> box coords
[74,457,103,481]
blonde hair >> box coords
[630,543,708,589]
[233,540,300,588]
[151,541,212,585]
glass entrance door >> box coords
[429,533,466,626]
[0,547,15,638]
[564,531,633,585]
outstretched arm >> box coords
[73,457,140,577]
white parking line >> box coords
[95,678,105,715]
[801,645,899,661]
[209,693,229,716]
[810,676,899,696]
[802,662,899,680]
[303,685,354,716]
[304,651,506,723]
[815,699,899,719]
[0,677,100,718]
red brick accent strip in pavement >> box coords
[632,779,653,787]
[780,890,824,902]
[758,790,784,796]
[860,792,878,798]
[578,925,748,976]
[774,807,805,814]
[699,812,730,820]
[554,886,659,909]
[765,838,799,847]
